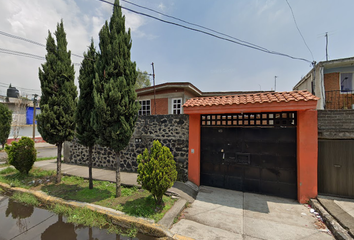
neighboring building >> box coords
[2,97,42,143]
[136,82,267,115]
[293,57,354,109]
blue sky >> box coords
[0,0,354,97]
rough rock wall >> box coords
[66,114,189,181]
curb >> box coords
[158,198,187,228]
[309,199,353,240]
[0,182,194,240]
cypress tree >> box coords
[37,20,77,183]
[94,0,139,197]
[0,103,12,149]
[76,39,97,189]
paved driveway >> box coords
[171,186,334,240]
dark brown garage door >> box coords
[200,112,297,199]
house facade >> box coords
[183,90,319,203]
[136,82,267,115]
[293,57,354,109]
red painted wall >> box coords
[297,110,318,203]
[188,114,201,186]
[185,101,318,203]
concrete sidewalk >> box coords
[34,160,139,187]
[171,186,334,240]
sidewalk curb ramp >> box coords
[0,182,194,240]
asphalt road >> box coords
[0,145,57,162]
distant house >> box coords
[136,82,266,115]
[2,97,42,143]
[293,57,354,109]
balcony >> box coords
[325,90,354,109]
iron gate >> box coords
[200,112,297,199]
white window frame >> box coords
[138,100,151,116]
[171,98,182,114]
[340,72,354,93]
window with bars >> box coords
[201,112,296,127]
[138,100,151,116]
[172,98,182,114]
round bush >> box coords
[137,140,177,205]
[5,137,37,174]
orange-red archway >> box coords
[184,99,318,204]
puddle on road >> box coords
[0,196,157,240]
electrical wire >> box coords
[0,30,84,59]
[120,0,269,52]
[9,214,55,240]
[0,48,81,66]
[285,0,314,61]
[98,0,312,63]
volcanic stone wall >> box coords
[65,114,189,181]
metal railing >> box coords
[325,90,354,109]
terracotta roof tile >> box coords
[183,90,319,108]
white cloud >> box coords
[157,3,166,12]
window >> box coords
[138,100,150,116]
[172,98,182,114]
[340,73,353,92]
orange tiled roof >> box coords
[183,90,319,108]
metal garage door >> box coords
[200,112,297,199]
[318,140,354,198]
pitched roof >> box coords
[183,90,319,108]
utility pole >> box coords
[274,76,278,92]
[325,32,328,61]
[151,62,156,115]
[32,94,38,142]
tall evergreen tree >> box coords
[0,103,12,149]
[93,0,139,197]
[37,20,77,183]
[76,39,97,189]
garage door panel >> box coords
[244,179,260,193]
[278,169,297,183]
[244,167,260,179]
[260,181,279,196]
[201,113,297,199]
[276,142,296,156]
[224,165,243,176]
[224,176,243,191]
[279,157,297,169]
[278,183,297,199]
[261,155,280,168]
[261,168,280,181]
[201,173,224,188]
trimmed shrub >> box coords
[137,140,177,205]
[5,137,37,174]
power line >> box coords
[98,0,312,63]
[0,47,81,66]
[285,0,314,61]
[120,0,268,52]
[0,30,84,59]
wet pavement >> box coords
[0,195,156,240]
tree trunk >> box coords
[115,151,121,197]
[88,145,93,189]
[56,142,62,183]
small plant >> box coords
[137,140,177,205]
[5,137,37,175]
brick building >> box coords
[136,82,266,115]
[293,57,354,109]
